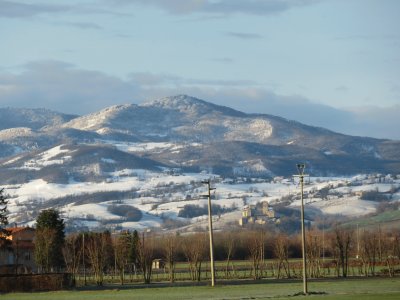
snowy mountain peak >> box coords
[142,95,215,116]
[142,94,246,118]
[62,104,137,131]
[143,94,204,108]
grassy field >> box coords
[343,209,400,229]
[71,257,394,285]
[2,277,400,300]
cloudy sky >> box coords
[1,0,399,139]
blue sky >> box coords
[1,0,399,139]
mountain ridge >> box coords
[1,95,400,231]
[0,95,399,178]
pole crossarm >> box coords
[293,174,309,178]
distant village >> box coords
[239,201,279,226]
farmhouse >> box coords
[0,226,36,274]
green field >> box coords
[2,277,400,300]
[343,209,400,229]
[70,257,395,285]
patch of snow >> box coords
[0,127,34,139]
[18,145,73,170]
[307,197,377,217]
[65,203,120,220]
[101,158,116,164]
[41,145,69,161]
[3,155,23,165]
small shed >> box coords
[152,259,165,270]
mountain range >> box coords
[1,95,400,230]
[1,95,399,184]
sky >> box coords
[0,0,399,139]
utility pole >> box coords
[82,232,86,285]
[294,163,308,295]
[356,223,360,259]
[114,234,117,279]
[322,223,325,276]
[15,238,20,275]
[202,179,216,287]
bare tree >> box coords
[359,229,378,276]
[86,231,113,286]
[223,232,236,279]
[114,232,131,285]
[274,234,291,278]
[333,227,353,277]
[384,229,400,277]
[306,230,323,278]
[162,234,178,282]
[62,233,82,282]
[182,233,207,281]
[247,230,265,280]
[137,232,156,284]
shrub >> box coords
[107,205,142,221]
[360,189,389,202]
[178,204,234,218]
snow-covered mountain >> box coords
[1,95,400,177]
[1,95,400,231]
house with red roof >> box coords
[0,226,36,274]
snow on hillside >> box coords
[62,104,135,131]
[2,164,399,231]
[308,197,377,216]
[103,140,202,154]
[223,118,273,142]
[18,145,72,170]
[0,127,34,140]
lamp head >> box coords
[296,163,306,175]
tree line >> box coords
[33,208,400,285]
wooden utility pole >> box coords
[202,179,216,287]
[294,163,308,295]
[82,232,86,285]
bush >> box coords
[107,205,142,221]
[178,204,234,218]
[360,189,389,202]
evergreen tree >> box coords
[35,209,65,272]
[129,230,139,271]
[114,232,131,284]
[0,189,9,248]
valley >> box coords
[0,95,399,232]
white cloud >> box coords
[0,61,139,114]
[0,0,70,18]
[0,0,128,19]
[112,0,320,15]
[225,31,263,39]
[344,105,400,139]
[53,21,103,30]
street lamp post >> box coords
[202,179,216,287]
[294,163,308,295]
